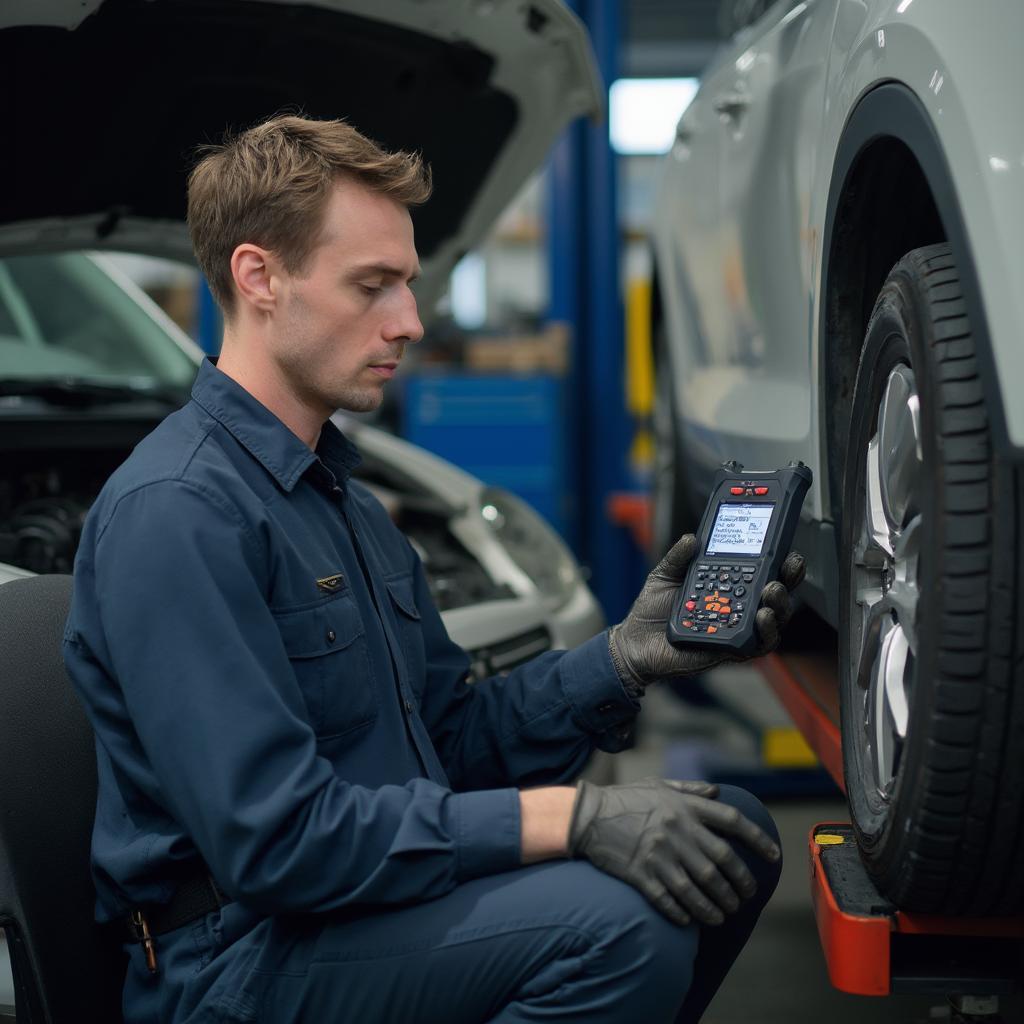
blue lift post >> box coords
[548,0,642,623]
[196,276,222,356]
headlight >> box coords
[478,487,581,605]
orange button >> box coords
[707,626,718,634]
[729,487,744,495]
[754,486,769,495]
[682,619,693,628]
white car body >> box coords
[652,0,1024,623]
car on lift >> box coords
[650,0,1024,916]
[0,0,604,1011]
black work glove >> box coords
[568,777,781,928]
[608,534,805,691]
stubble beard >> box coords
[277,297,385,415]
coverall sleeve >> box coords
[408,551,641,792]
[72,479,522,914]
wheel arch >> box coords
[819,81,1004,541]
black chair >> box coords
[0,575,125,1023]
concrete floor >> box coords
[614,669,1024,1024]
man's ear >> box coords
[230,243,279,314]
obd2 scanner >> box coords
[666,461,811,656]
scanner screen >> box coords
[707,503,774,557]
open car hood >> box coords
[0,0,600,315]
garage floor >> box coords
[614,670,1024,1024]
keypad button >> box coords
[698,564,710,571]
[735,602,745,612]
[719,572,731,582]
[733,586,746,597]
[740,565,756,572]
[742,574,754,583]
[685,600,696,612]
[729,486,744,495]
[709,564,719,571]
[707,625,718,634]
[696,613,707,621]
[754,486,769,495]
[719,583,732,593]
[695,583,705,591]
[681,619,694,629]
[731,573,742,582]
[708,613,719,621]
[697,571,706,580]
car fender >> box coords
[814,1,1024,458]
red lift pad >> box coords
[810,824,1024,996]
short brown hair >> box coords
[187,114,432,319]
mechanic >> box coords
[64,115,804,1024]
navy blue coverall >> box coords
[64,359,781,1023]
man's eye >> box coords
[360,284,383,295]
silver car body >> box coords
[652,0,1024,621]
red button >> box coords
[754,486,769,495]
[681,619,693,629]
[729,487,744,495]
[685,600,696,611]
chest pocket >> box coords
[384,574,425,696]
[274,593,377,738]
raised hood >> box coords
[0,0,601,313]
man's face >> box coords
[269,180,424,415]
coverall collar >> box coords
[190,357,362,493]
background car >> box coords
[650,0,1024,915]
[0,248,604,665]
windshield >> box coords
[0,252,200,390]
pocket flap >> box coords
[275,596,364,658]
[384,574,421,620]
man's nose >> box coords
[385,289,424,345]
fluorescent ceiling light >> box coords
[609,78,700,155]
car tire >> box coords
[839,243,1024,914]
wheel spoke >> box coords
[854,590,887,694]
[870,616,910,792]
[865,434,893,557]
[878,365,922,533]
[889,513,921,655]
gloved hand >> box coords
[608,534,805,691]
[568,777,781,927]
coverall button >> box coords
[404,699,413,713]
[326,630,336,643]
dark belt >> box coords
[122,873,232,973]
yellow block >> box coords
[762,726,819,768]
[814,834,845,846]
[625,278,654,416]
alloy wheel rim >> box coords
[849,361,923,806]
